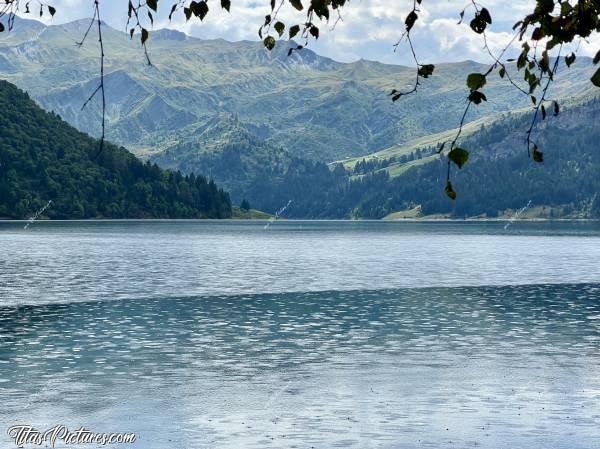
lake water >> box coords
[0,220,599,448]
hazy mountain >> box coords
[0,16,597,163]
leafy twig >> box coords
[525,45,562,160]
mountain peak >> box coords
[153,28,188,42]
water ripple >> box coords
[1,284,599,448]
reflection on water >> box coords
[1,284,599,448]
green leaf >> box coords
[309,25,319,39]
[141,28,149,45]
[289,24,300,39]
[448,147,469,169]
[499,67,506,78]
[479,8,492,24]
[532,145,544,163]
[417,64,434,78]
[517,52,527,70]
[287,44,303,56]
[290,0,303,11]
[190,0,209,20]
[263,36,276,51]
[0,22,4,33]
[468,91,487,105]
[565,52,576,67]
[146,0,157,12]
[561,2,572,15]
[553,101,560,116]
[466,73,486,91]
[197,1,209,20]
[591,67,600,87]
[540,50,550,73]
[274,21,285,37]
[221,0,231,12]
[169,4,177,20]
[594,50,600,65]
[48,5,56,16]
[537,0,554,14]
[445,181,457,200]
[405,11,418,32]
[470,18,483,33]
[313,3,329,20]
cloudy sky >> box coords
[25,0,599,65]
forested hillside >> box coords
[149,113,292,203]
[385,96,600,219]
[0,81,232,219]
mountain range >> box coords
[1,17,600,219]
[1,17,597,163]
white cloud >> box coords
[14,0,600,64]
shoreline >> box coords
[1,218,599,223]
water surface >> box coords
[0,221,599,448]
[1,220,600,305]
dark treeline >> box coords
[0,81,231,219]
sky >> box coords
[22,0,600,65]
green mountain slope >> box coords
[0,80,231,219]
[209,95,600,219]
[354,96,600,218]
[334,114,500,174]
[0,17,597,162]
[148,113,293,203]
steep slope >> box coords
[0,80,231,219]
[149,113,296,203]
[0,17,597,162]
